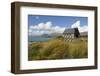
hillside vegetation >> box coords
[28,37,88,60]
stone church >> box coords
[63,28,80,41]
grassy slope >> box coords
[28,37,88,60]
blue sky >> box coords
[28,15,88,28]
[28,15,88,36]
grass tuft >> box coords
[28,37,88,60]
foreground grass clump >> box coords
[28,37,88,60]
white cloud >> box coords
[71,20,88,32]
[29,21,65,36]
[29,20,88,36]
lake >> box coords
[28,37,52,42]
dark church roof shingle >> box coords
[63,28,75,34]
[63,28,80,35]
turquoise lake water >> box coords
[28,37,52,42]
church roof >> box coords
[63,28,80,35]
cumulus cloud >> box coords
[29,21,65,36]
[71,20,88,32]
[29,20,87,36]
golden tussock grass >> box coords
[28,37,88,60]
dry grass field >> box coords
[28,37,88,61]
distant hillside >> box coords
[80,32,88,37]
[41,34,52,38]
[49,33,62,37]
